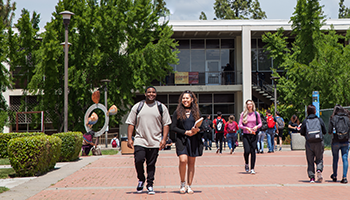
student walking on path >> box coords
[300,105,327,183]
[171,90,204,194]
[213,111,226,154]
[239,100,262,174]
[126,86,172,195]
[275,111,285,151]
[328,105,350,184]
[257,113,267,154]
[266,110,278,153]
[202,114,213,150]
[224,115,239,154]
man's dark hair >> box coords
[145,86,156,93]
[114,134,117,137]
[217,111,222,116]
[307,105,316,115]
[276,111,280,116]
[266,109,271,114]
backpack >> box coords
[260,114,268,131]
[334,115,350,142]
[276,117,285,129]
[266,115,275,128]
[306,118,323,143]
[111,139,117,148]
[226,122,236,133]
[216,118,225,132]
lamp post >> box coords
[59,11,74,133]
[270,76,280,116]
[101,79,111,147]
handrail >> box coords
[252,74,274,97]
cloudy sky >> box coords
[13,0,350,28]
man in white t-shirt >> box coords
[126,86,171,195]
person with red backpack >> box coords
[110,134,120,148]
[224,115,239,154]
[266,109,278,153]
[213,111,226,154]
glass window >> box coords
[221,39,234,49]
[169,95,179,103]
[251,39,257,48]
[191,50,205,72]
[258,39,267,48]
[214,94,234,103]
[176,49,190,72]
[258,49,272,71]
[191,39,204,49]
[214,104,234,115]
[206,49,220,60]
[177,40,190,49]
[199,104,212,114]
[251,49,258,71]
[199,94,212,103]
[206,39,220,48]
[157,95,167,104]
[221,49,230,69]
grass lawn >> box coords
[89,149,119,155]
[0,158,10,165]
[0,186,9,193]
[0,168,15,179]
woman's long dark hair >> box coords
[176,90,200,121]
[331,104,348,119]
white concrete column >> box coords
[242,26,252,106]
[235,36,242,85]
[3,62,10,133]
[235,91,243,122]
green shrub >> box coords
[54,132,82,162]
[0,132,45,158]
[8,135,62,177]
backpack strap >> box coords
[135,100,163,126]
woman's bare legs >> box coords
[179,154,188,182]
[187,157,196,186]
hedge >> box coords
[0,132,45,158]
[54,132,83,162]
[8,135,62,177]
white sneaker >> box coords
[250,169,256,174]
[187,186,194,194]
[179,182,186,194]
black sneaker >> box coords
[330,174,337,182]
[147,186,155,195]
[136,181,144,193]
[341,178,348,184]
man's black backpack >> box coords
[334,115,350,142]
[260,114,268,131]
[306,118,323,143]
[216,118,224,132]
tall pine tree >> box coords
[214,0,266,19]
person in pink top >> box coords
[239,100,262,174]
[224,115,239,154]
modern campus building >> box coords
[3,19,350,138]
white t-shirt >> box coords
[125,101,172,148]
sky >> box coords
[12,0,350,28]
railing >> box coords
[252,73,274,97]
[152,71,241,86]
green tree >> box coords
[263,0,350,117]
[339,0,350,18]
[0,18,11,111]
[28,0,178,132]
[0,0,16,27]
[199,11,207,20]
[154,0,170,18]
[214,0,266,19]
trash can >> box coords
[291,133,305,150]
[121,137,134,155]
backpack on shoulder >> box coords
[226,122,236,133]
[266,115,275,128]
[334,116,350,142]
[260,115,268,131]
[111,139,117,148]
[276,117,285,129]
[306,118,323,143]
[216,118,224,132]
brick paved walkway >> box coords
[29,147,350,200]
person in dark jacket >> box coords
[300,105,327,183]
[328,104,350,184]
[202,114,213,150]
[170,90,203,194]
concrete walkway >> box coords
[1,145,349,199]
